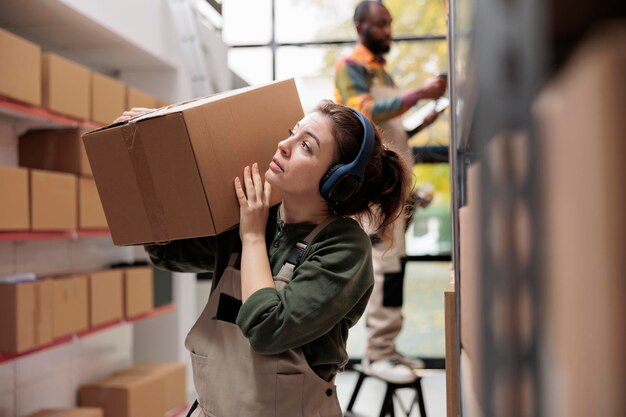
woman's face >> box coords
[265,111,337,200]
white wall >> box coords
[58,0,195,102]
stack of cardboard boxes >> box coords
[454,24,626,417]
[0,266,154,355]
[0,27,165,125]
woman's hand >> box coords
[112,107,155,124]
[234,163,272,244]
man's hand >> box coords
[418,76,447,100]
[422,108,442,129]
[112,107,155,124]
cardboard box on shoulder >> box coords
[0,27,41,106]
[83,79,304,245]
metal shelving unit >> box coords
[448,0,546,415]
[0,304,176,365]
[448,0,626,416]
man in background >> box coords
[334,0,447,384]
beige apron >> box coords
[185,218,342,417]
[368,82,411,271]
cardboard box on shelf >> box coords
[83,79,303,245]
[88,270,123,327]
[91,72,126,126]
[535,24,626,417]
[115,363,186,412]
[79,372,164,417]
[20,129,92,176]
[0,281,36,353]
[79,177,107,229]
[34,279,54,346]
[42,53,91,120]
[26,408,103,417]
[52,275,88,339]
[0,27,41,106]
[126,87,159,110]
[0,165,29,231]
[30,169,78,231]
[123,267,153,318]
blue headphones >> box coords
[320,107,375,205]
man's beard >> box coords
[362,30,391,55]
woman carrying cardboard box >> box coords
[125,101,410,417]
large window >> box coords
[223,0,451,359]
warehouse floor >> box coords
[336,368,447,417]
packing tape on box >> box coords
[121,122,168,242]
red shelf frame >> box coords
[0,304,176,364]
[166,405,189,417]
[0,95,102,130]
[0,229,111,241]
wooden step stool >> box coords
[344,364,427,417]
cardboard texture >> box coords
[30,169,78,231]
[126,87,159,110]
[88,270,123,327]
[535,25,626,417]
[83,79,304,245]
[0,282,36,353]
[444,282,459,417]
[79,372,164,417]
[79,177,107,228]
[91,72,126,125]
[42,53,91,120]
[34,279,54,346]
[0,27,41,105]
[20,128,92,176]
[0,165,29,231]
[52,275,88,339]
[115,363,186,412]
[123,267,153,318]
[26,408,103,417]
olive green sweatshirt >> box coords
[144,206,374,381]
